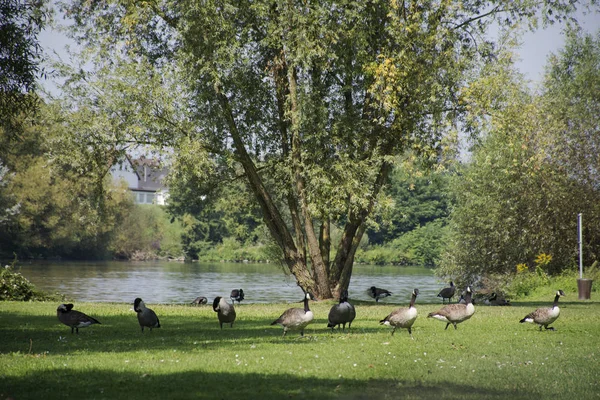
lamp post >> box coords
[577,213,592,300]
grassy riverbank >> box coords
[1,296,599,399]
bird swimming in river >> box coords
[519,290,565,331]
[428,286,475,330]
[271,292,314,337]
[380,288,419,339]
[134,298,161,333]
[367,286,392,302]
[57,303,101,334]
[327,289,356,331]
[213,296,236,329]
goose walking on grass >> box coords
[327,290,356,331]
[437,281,456,304]
[367,286,392,302]
[134,298,161,333]
[57,304,101,334]
[230,289,245,304]
[380,288,419,339]
[428,286,475,330]
[213,296,236,329]
[271,292,314,337]
[519,290,565,331]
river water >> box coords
[13,260,443,304]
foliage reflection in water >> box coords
[15,261,441,304]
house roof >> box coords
[125,155,169,191]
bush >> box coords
[0,265,64,301]
[481,263,600,300]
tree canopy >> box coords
[0,0,48,131]
[54,0,590,298]
[440,28,600,283]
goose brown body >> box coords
[519,290,565,330]
[271,293,314,337]
[327,290,356,331]
[437,281,456,303]
[134,298,161,332]
[213,296,236,329]
[57,304,101,334]
[380,288,419,338]
[428,286,475,330]
[230,289,245,304]
[367,286,392,302]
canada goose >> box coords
[213,296,236,329]
[230,289,245,304]
[489,292,511,306]
[367,286,392,302]
[327,289,356,331]
[134,298,161,333]
[56,303,101,334]
[271,292,314,337]
[428,286,475,330]
[437,281,456,303]
[380,288,419,339]
[191,296,208,305]
[519,290,565,330]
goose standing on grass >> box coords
[230,289,245,304]
[134,298,161,333]
[428,286,475,330]
[213,296,236,329]
[380,288,419,339]
[57,304,101,334]
[520,290,565,331]
[271,292,314,337]
[327,289,356,331]
[437,281,456,303]
[367,286,392,302]
[191,296,208,305]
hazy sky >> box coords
[38,6,600,94]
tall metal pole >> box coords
[578,213,583,279]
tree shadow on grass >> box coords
[1,368,534,400]
[0,311,387,355]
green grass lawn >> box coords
[1,296,599,399]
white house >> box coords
[111,155,169,205]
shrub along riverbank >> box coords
[1,293,599,399]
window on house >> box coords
[146,193,155,204]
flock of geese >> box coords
[56,284,566,338]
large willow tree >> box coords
[58,0,585,298]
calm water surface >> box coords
[16,260,443,304]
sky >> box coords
[38,5,600,94]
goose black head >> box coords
[213,296,222,311]
[557,289,565,297]
[57,303,73,313]
[133,298,144,313]
[413,288,420,297]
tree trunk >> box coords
[215,87,318,295]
